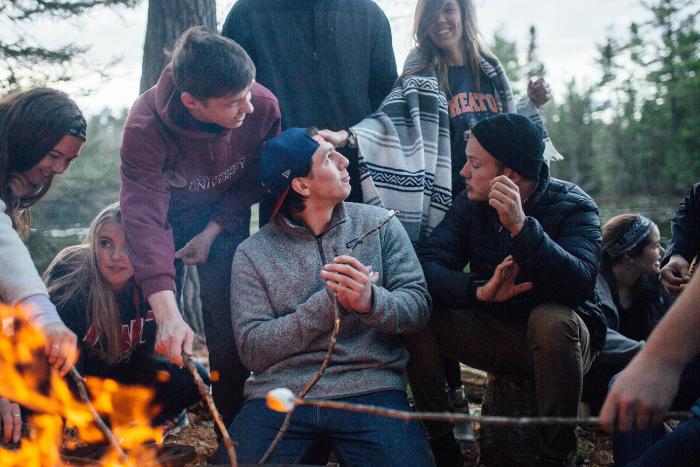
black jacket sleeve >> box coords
[419,194,484,308]
[367,3,398,111]
[509,197,601,307]
[664,182,700,264]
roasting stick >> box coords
[182,354,238,467]
[68,367,128,461]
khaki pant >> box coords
[405,302,593,461]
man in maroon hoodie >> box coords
[119,27,281,425]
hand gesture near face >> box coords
[321,255,378,313]
[317,129,349,148]
[489,175,526,236]
[476,255,533,302]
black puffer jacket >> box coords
[663,182,700,265]
[420,164,607,350]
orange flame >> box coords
[0,304,163,466]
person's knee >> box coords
[527,303,581,352]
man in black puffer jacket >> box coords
[406,113,606,467]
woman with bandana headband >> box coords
[0,88,86,443]
[583,214,700,419]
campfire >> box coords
[0,304,165,466]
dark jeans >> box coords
[405,302,592,461]
[173,209,250,427]
[214,390,436,466]
[615,398,700,467]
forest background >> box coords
[1,0,698,276]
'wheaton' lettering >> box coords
[448,92,498,118]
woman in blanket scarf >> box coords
[321,0,557,245]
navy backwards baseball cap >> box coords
[261,127,320,216]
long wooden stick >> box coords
[68,367,128,461]
[294,398,691,427]
[182,355,238,467]
[259,211,398,464]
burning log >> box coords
[61,442,195,466]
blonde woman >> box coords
[44,203,207,429]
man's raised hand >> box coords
[476,255,533,303]
[489,175,526,236]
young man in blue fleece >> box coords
[215,127,435,466]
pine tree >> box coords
[0,0,138,90]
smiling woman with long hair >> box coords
[322,0,558,245]
[44,203,207,431]
[0,87,87,443]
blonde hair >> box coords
[408,0,494,91]
[44,202,126,362]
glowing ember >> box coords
[0,304,163,466]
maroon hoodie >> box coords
[120,67,281,298]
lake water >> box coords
[45,197,682,245]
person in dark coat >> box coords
[585,213,700,465]
[221,0,397,209]
[405,113,606,466]
[582,214,700,412]
[660,182,700,295]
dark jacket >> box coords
[663,182,700,265]
[595,266,670,365]
[419,165,607,350]
[222,0,397,131]
[120,67,281,298]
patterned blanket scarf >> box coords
[352,51,451,244]
[352,49,562,244]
